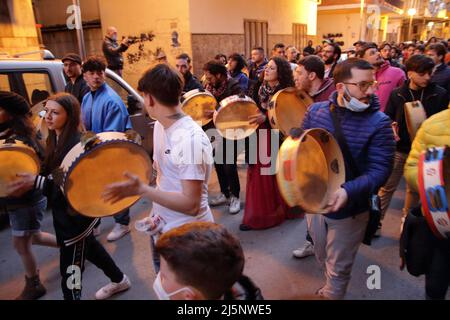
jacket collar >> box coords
[313,78,334,97]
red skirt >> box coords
[243,122,291,229]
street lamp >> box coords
[408,8,417,41]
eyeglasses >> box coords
[344,80,378,92]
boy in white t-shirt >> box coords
[103,64,214,272]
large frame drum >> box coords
[277,128,345,213]
[60,132,152,218]
[181,89,217,126]
[268,88,313,136]
[418,146,450,239]
[0,139,40,197]
[213,95,260,140]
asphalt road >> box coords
[0,167,447,300]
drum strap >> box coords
[329,104,360,180]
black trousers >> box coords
[213,137,241,198]
[60,234,124,300]
[425,239,450,300]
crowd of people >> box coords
[1,25,450,301]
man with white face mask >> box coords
[300,58,396,299]
[102,26,130,77]
[153,222,263,300]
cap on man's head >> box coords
[62,53,82,65]
[0,91,31,116]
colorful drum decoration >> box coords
[0,138,40,197]
[213,95,260,140]
[276,128,345,213]
[60,132,152,218]
[268,87,313,136]
[418,146,450,239]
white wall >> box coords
[317,12,360,48]
[98,0,193,89]
[189,0,317,35]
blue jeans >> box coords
[150,236,160,273]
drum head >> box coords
[214,99,259,140]
[65,142,152,218]
[269,88,313,136]
[0,142,40,197]
[181,91,217,126]
[277,129,345,213]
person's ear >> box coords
[308,72,316,81]
[183,287,200,300]
[407,71,413,80]
[335,82,345,95]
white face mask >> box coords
[342,87,370,112]
[152,272,193,300]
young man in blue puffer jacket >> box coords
[301,58,396,299]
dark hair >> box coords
[426,43,447,63]
[415,44,426,53]
[298,55,325,80]
[203,60,228,77]
[405,54,435,74]
[252,47,265,54]
[273,43,285,50]
[214,53,227,63]
[82,55,107,73]
[324,42,342,61]
[176,53,191,64]
[406,43,416,49]
[356,42,378,58]
[269,57,295,88]
[228,53,247,74]
[155,222,245,299]
[333,58,374,84]
[138,64,184,107]
[379,42,392,50]
[43,93,82,172]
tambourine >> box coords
[213,95,260,140]
[60,131,152,218]
[404,101,426,141]
[276,128,345,213]
[181,89,217,126]
[418,146,450,239]
[268,88,313,136]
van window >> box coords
[0,74,10,91]
[22,72,54,104]
[106,76,129,105]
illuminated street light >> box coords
[407,8,417,16]
[407,8,416,40]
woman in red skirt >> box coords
[240,57,295,231]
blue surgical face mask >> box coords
[152,272,193,300]
[342,86,370,112]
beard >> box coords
[324,56,335,65]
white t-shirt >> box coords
[152,116,214,233]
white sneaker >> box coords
[209,194,229,206]
[107,223,130,242]
[95,274,131,300]
[292,241,315,259]
[229,196,241,214]
[93,226,101,237]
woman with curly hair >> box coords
[240,57,295,231]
